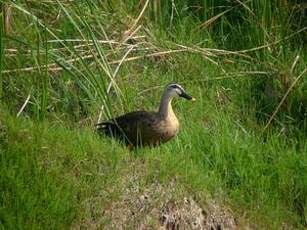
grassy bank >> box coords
[1,1,307,229]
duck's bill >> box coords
[180,92,196,101]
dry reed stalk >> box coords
[4,3,12,34]
[47,39,120,44]
[3,46,185,74]
[263,67,307,131]
[1,54,95,74]
[290,55,300,74]
[97,45,138,123]
[108,48,187,64]
[17,94,31,117]
[237,26,307,54]
[122,25,142,46]
[137,72,270,95]
[124,0,149,37]
[193,9,232,32]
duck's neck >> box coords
[158,92,175,119]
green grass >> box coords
[1,0,307,229]
[1,98,306,228]
[0,112,120,228]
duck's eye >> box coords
[169,84,178,89]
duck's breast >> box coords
[155,114,179,143]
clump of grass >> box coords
[0,111,124,228]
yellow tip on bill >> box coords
[191,97,196,101]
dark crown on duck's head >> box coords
[166,83,195,101]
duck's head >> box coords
[165,83,196,101]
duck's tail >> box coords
[96,121,134,147]
[95,121,118,137]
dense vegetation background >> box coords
[1,0,306,229]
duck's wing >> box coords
[96,110,157,144]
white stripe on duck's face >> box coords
[166,83,185,97]
[167,83,195,101]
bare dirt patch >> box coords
[71,158,251,229]
[101,168,238,229]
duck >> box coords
[96,83,195,147]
